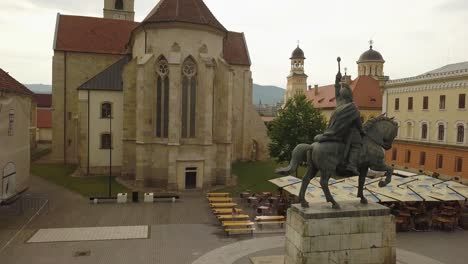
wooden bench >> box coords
[225,227,255,236]
[222,221,255,227]
[212,208,243,214]
[208,197,233,203]
[210,203,237,208]
[217,214,250,221]
[255,216,286,229]
[207,193,230,197]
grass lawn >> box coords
[31,164,129,197]
[217,160,308,196]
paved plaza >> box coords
[0,175,467,264]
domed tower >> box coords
[357,40,385,77]
[285,45,308,103]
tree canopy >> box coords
[268,93,327,162]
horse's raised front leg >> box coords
[358,166,368,204]
[370,162,394,187]
[320,172,340,209]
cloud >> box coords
[437,0,468,12]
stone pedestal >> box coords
[285,201,396,264]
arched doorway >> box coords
[2,162,16,200]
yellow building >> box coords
[0,68,33,204]
[383,62,468,182]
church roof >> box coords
[223,32,251,66]
[357,46,385,63]
[306,75,381,109]
[290,46,305,60]
[78,56,130,91]
[142,0,226,32]
[0,68,34,96]
[54,14,139,55]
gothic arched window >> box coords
[115,0,124,10]
[156,58,170,138]
[181,57,197,138]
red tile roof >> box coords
[224,32,251,66]
[34,93,52,108]
[143,0,226,32]
[54,15,139,55]
[306,75,382,109]
[0,68,34,96]
[37,108,52,128]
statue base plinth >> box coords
[285,201,396,264]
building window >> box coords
[408,97,413,110]
[421,123,428,140]
[155,58,170,138]
[392,148,397,161]
[457,125,465,143]
[459,94,466,109]
[439,95,446,110]
[181,57,197,138]
[455,157,463,172]
[405,150,411,163]
[406,122,413,138]
[419,152,426,166]
[115,0,124,10]
[438,124,445,141]
[100,133,112,149]
[8,110,14,136]
[436,154,443,169]
[423,96,429,110]
[101,102,112,118]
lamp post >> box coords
[108,110,112,197]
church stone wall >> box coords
[51,51,123,164]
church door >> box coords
[185,167,197,189]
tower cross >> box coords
[369,39,374,49]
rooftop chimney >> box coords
[314,84,319,95]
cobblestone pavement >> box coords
[0,174,467,264]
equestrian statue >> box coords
[276,57,399,209]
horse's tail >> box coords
[275,144,313,176]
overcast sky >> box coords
[1,0,467,88]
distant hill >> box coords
[24,84,52,94]
[23,83,285,105]
[253,84,284,105]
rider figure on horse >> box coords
[314,57,365,176]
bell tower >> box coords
[285,44,308,104]
[104,0,135,21]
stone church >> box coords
[51,0,269,190]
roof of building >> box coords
[142,0,226,32]
[0,68,34,96]
[78,56,130,91]
[54,14,139,55]
[34,93,52,108]
[290,46,305,60]
[387,61,468,85]
[223,31,251,66]
[37,108,52,128]
[306,75,382,109]
[357,45,385,63]
[261,116,275,123]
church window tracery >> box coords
[181,57,197,138]
[156,58,170,138]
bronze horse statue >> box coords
[276,114,398,209]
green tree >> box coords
[268,93,327,162]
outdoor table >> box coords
[240,192,251,198]
[210,203,237,208]
[257,206,270,215]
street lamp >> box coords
[108,108,112,198]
